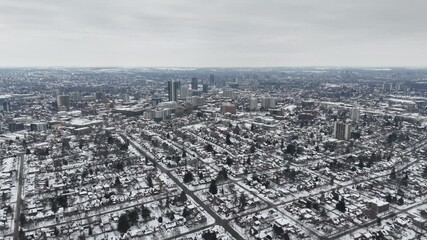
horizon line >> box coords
[1,65,427,69]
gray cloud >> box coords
[0,0,426,67]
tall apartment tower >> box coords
[168,80,180,101]
[57,95,71,108]
[333,121,352,140]
[261,97,277,109]
[351,107,360,122]
[249,98,258,111]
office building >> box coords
[191,77,198,90]
[30,123,49,131]
[203,83,209,93]
[209,74,215,85]
[9,123,24,132]
[168,80,180,101]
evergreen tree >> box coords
[226,133,232,145]
[147,174,153,188]
[239,193,247,210]
[233,125,240,135]
[226,156,233,166]
[389,167,396,180]
[20,213,27,225]
[398,197,404,205]
[128,209,139,225]
[402,172,409,186]
[178,191,188,202]
[166,211,175,221]
[54,227,60,236]
[286,144,296,155]
[117,214,130,234]
[205,144,214,152]
[250,144,255,153]
[358,160,364,169]
[217,168,228,181]
[209,180,218,195]
[336,198,346,212]
[182,207,190,218]
[183,171,194,183]
[273,224,284,237]
[141,205,151,220]
[115,176,122,187]
[202,230,217,240]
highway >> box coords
[13,154,25,240]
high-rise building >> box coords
[168,80,180,101]
[52,89,61,97]
[0,101,10,112]
[220,102,237,114]
[9,123,24,132]
[249,98,258,111]
[57,95,71,108]
[202,83,209,93]
[152,97,162,107]
[191,96,205,107]
[333,121,352,140]
[180,86,190,99]
[223,89,234,98]
[72,92,82,102]
[191,77,198,90]
[382,83,393,92]
[122,94,130,102]
[261,97,276,109]
[351,107,360,122]
[209,74,215,85]
[30,123,49,131]
[95,92,105,100]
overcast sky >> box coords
[1,0,426,67]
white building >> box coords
[191,96,205,107]
[180,86,190,100]
[351,107,360,122]
[261,97,276,109]
[249,98,258,111]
